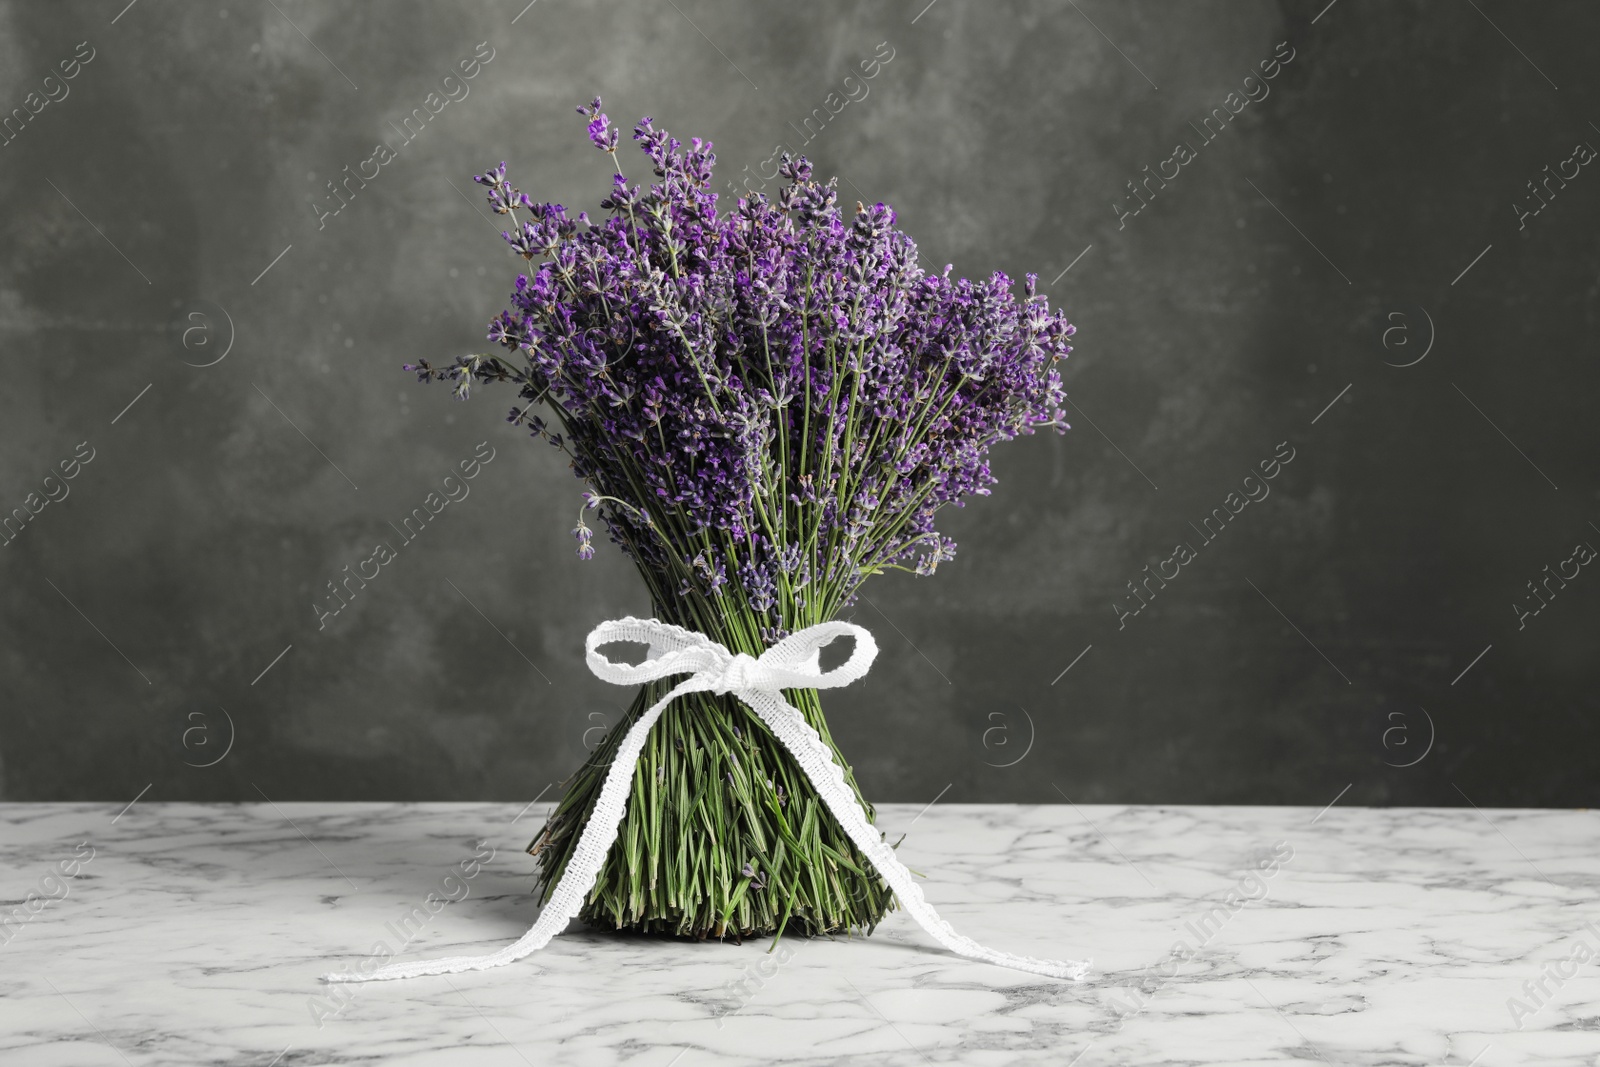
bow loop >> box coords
[758,620,878,691]
[585,616,726,687]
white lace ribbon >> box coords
[323,616,1091,984]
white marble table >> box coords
[2,801,1597,1066]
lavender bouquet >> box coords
[409,99,1075,945]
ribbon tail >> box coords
[740,689,1093,982]
[321,678,704,984]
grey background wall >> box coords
[1,0,1595,807]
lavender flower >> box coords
[740,861,767,890]
[413,98,1076,641]
[572,519,596,561]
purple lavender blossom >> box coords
[412,98,1075,641]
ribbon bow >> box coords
[324,617,1091,984]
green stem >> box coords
[529,576,894,940]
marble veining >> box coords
[2,801,1598,1065]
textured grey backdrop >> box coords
[2,0,1595,807]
